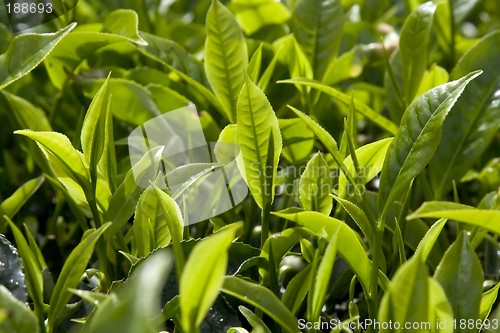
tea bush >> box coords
[0,0,500,332]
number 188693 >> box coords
[6,2,53,14]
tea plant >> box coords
[0,0,500,332]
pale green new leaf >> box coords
[434,232,483,332]
[273,208,388,294]
[0,176,44,220]
[480,283,500,321]
[408,201,500,235]
[82,250,171,333]
[0,23,76,91]
[281,79,398,135]
[414,218,447,262]
[238,306,272,333]
[337,138,393,198]
[47,223,110,333]
[15,130,90,189]
[428,278,454,333]
[378,256,430,333]
[292,0,344,79]
[180,223,242,332]
[81,76,111,178]
[0,285,39,333]
[399,1,437,104]
[102,9,147,45]
[428,31,500,199]
[1,91,52,131]
[221,276,300,333]
[377,71,481,221]
[299,153,333,215]
[5,217,44,330]
[134,186,171,257]
[309,229,339,322]
[205,0,248,123]
[236,76,282,209]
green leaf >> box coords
[231,0,292,35]
[337,138,393,199]
[0,176,44,221]
[415,64,449,97]
[292,0,344,79]
[299,153,333,215]
[287,106,344,170]
[5,218,44,329]
[81,76,111,181]
[133,186,171,257]
[180,223,242,332]
[47,223,110,333]
[377,71,481,221]
[239,306,272,333]
[0,285,39,333]
[221,276,300,333]
[408,201,500,235]
[414,218,447,262]
[0,233,26,302]
[82,250,172,333]
[236,75,282,209]
[247,43,263,83]
[309,229,339,322]
[480,283,500,321]
[281,79,398,135]
[428,31,500,199]
[434,232,483,332]
[0,23,76,91]
[399,2,437,104]
[428,277,454,333]
[104,146,164,240]
[278,118,315,164]
[332,196,374,248]
[205,0,248,123]
[1,91,52,131]
[102,9,147,45]
[378,256,430,333]
[14,130,89,190]
[282,264,312,314]
[272,208,388,294]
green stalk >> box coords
[261,203,271,247]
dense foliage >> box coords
[1,0,500,332]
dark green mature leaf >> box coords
[0,234,26,302]
[408,201,500,234]
[434,232,483,332]
[399,1,437,104]
[292,0,344,79]
[282,79,398,134]
[82,250,172,333]
[299,153,333,215]
[180,223,242,332]
[378,256,430,333]
[205,0,248,123]
[428,32,500,199]
[0,23,76,91]
[222,276,300,333]
[377,71,480,221]
[47,223,110,333]
[236,75,282,209]
[0,285,38,333]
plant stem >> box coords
[261,203,271,247]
